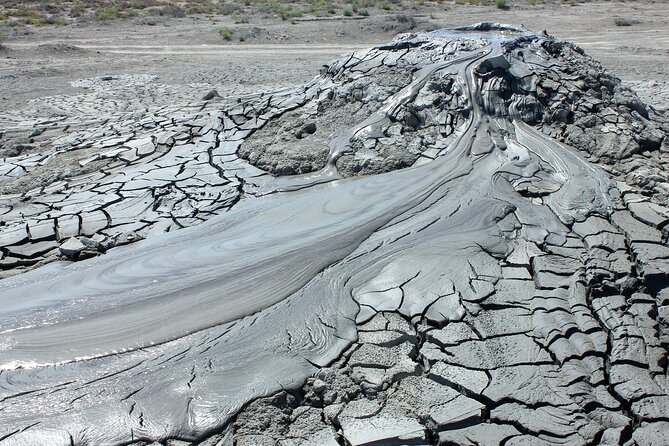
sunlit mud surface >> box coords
[1,25,668,446]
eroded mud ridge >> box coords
[1,24,668,446]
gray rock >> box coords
[58,236,102,260]
[202,90,221,101]
[337,399,426,446]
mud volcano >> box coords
[1,24,668,446]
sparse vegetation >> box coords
[185,2,216,14]
[221,2,243,15]
[258,0,304,20]
[156,4,186,17]
[233,13,249,23]
[95,6,120,21]
[452,0,515,5]
[218,25,233,39]
[395,13,413,24]
[0,0,522,27]
[614,17,639,27]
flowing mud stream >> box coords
[0,25,668,445]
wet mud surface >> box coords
[1,20,669,446]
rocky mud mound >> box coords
[240,25,668,194]
[36,43,85,54]
[0,24,668,446]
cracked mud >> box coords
[1,24,669,446]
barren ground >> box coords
[1,1,668,114]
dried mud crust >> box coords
[238,46,479,179]
[238,67,416,176]
[184,29,668,446]
[191,204,669,446]
[0,24,669,446]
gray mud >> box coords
[1,24,669,446]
